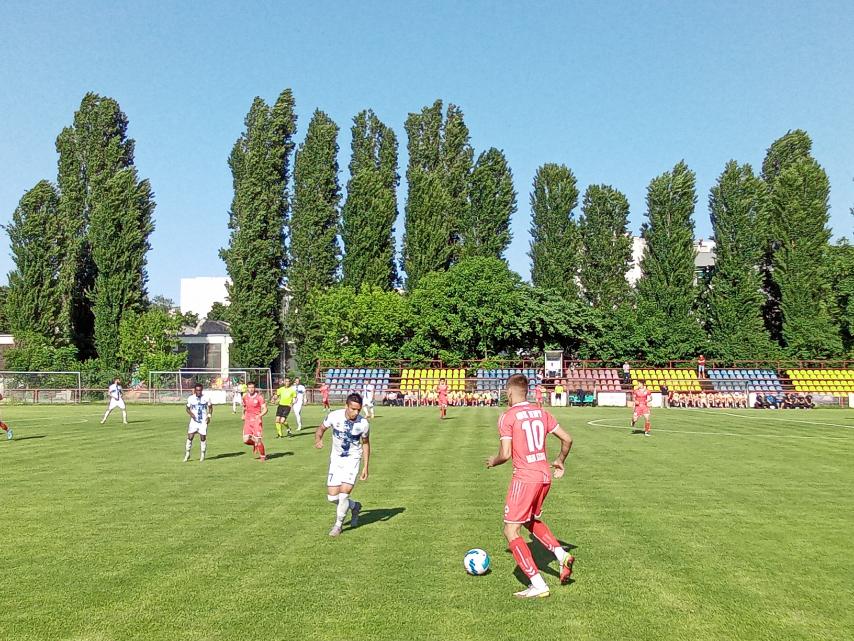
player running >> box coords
[320,381,330,413]
[631,382,652,436]
[437,378,449,419]
[0,393,12,440]
[486,374,575,599]
[273,378,297,438]
[101,378,128,425]
[362,380,376,419]
[183,383,213,462]
[314,392,370,537]
[242,381,268,461]
[292,377,307,431]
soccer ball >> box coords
[463,548,490,575]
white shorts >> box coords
[109,398,126,410]
[327,456,361,487]
[364,398,375,409]
[188,420,208,436]
[292,401,304,414]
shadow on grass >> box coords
[266,451,295,460]
[10,435,48,441]
[353,506,405,528]
[207,451,244,460]
[511,538,577,585]
[630,429,646,435]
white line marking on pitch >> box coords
[585,418,853,441]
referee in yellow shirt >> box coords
[273,377,297,438]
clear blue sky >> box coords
[1,0,852,301]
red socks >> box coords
[0,421,8,432]
[527,520,560,552]
[645,421,651,433]
[256,442,266,457]
[509,537,539,579]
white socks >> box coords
[554,547,569,565]
[336,493,353,526]
[530,573,547,590]
[121,411,128,423]
[185,439,192,455]
[200,440,207,459]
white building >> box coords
[180,277,229,318]
[627,236,716,285]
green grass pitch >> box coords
[1,403,853,641]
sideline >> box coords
[585,417,853,441]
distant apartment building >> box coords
[627,237,716,285]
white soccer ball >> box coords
[463,548,491,576]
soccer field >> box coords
[1,404,853,641]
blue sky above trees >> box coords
[1,0,852,300]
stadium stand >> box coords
[785,369,854,397]
[400,368,465,393]
[324,368,391,394]
[631,368,701,392]
[559,368,623,392]
[708,369,783,393]
[476,368,540,391]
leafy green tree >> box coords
[341,110,399,290]
[206,301,230,322]
[528,163,580,297]
[635,161,704,362]
[0,286,8,334]
[117,308,187,380]
[5,181,67,343]
[706,162,778,361]
[56,93,138,357]
[290,109,341,302]
[220,90,296,367]
[402,100,472,289]
[89,167,155,367]
[578,184,632,309]
[460,148,516,260]
[828,238,854,355]
[150,295,176,312]
[4,334,80,372]
[767,159,841,357]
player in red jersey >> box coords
[486,374,575,599]
[631,382,652,436]
[242,382,269,460]
[0,393,12,440]
[534,383,544,408]
[320,382,330,412]
[437,378,449,419]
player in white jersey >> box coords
[101,378,127,424]
[315,392,371,537]
[292,377,307,431]
[362,381,376,419]
[184,383,213,462]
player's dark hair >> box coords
[507,373,528,395]
[247,381,256,386]
[193,383,202,389]
[346,392,363,406]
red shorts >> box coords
[243,416,263,440]
[439,397,448,408]
[633,407,650,421]
[504,480,551,524]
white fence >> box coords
[0,371,83,404]
[148,368,273,403]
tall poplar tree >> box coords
[55,93,137,357]
[341,110,399,290]
[635,161,704,361]
[578,184,632,309]
[767,159,841,357]
[5,181,67,343]
[289,109,341,301]
[459,148,516,260]
[706,161,777,360]
[221,90,296,368]
[402,100,473,288]
[528,163,580,297]
[89,168,155,366]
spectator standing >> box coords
[660,383,669,408]
[622,362,631,384]
[697,355,706,379]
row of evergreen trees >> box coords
[5,91,853,373]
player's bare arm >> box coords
[207,403,213,423]
[185,405,195,420]
[359,435,370,481]
[314,423,328,449]
[260,400,269,417]
[550,426,573,479]
[486,438,512,468]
